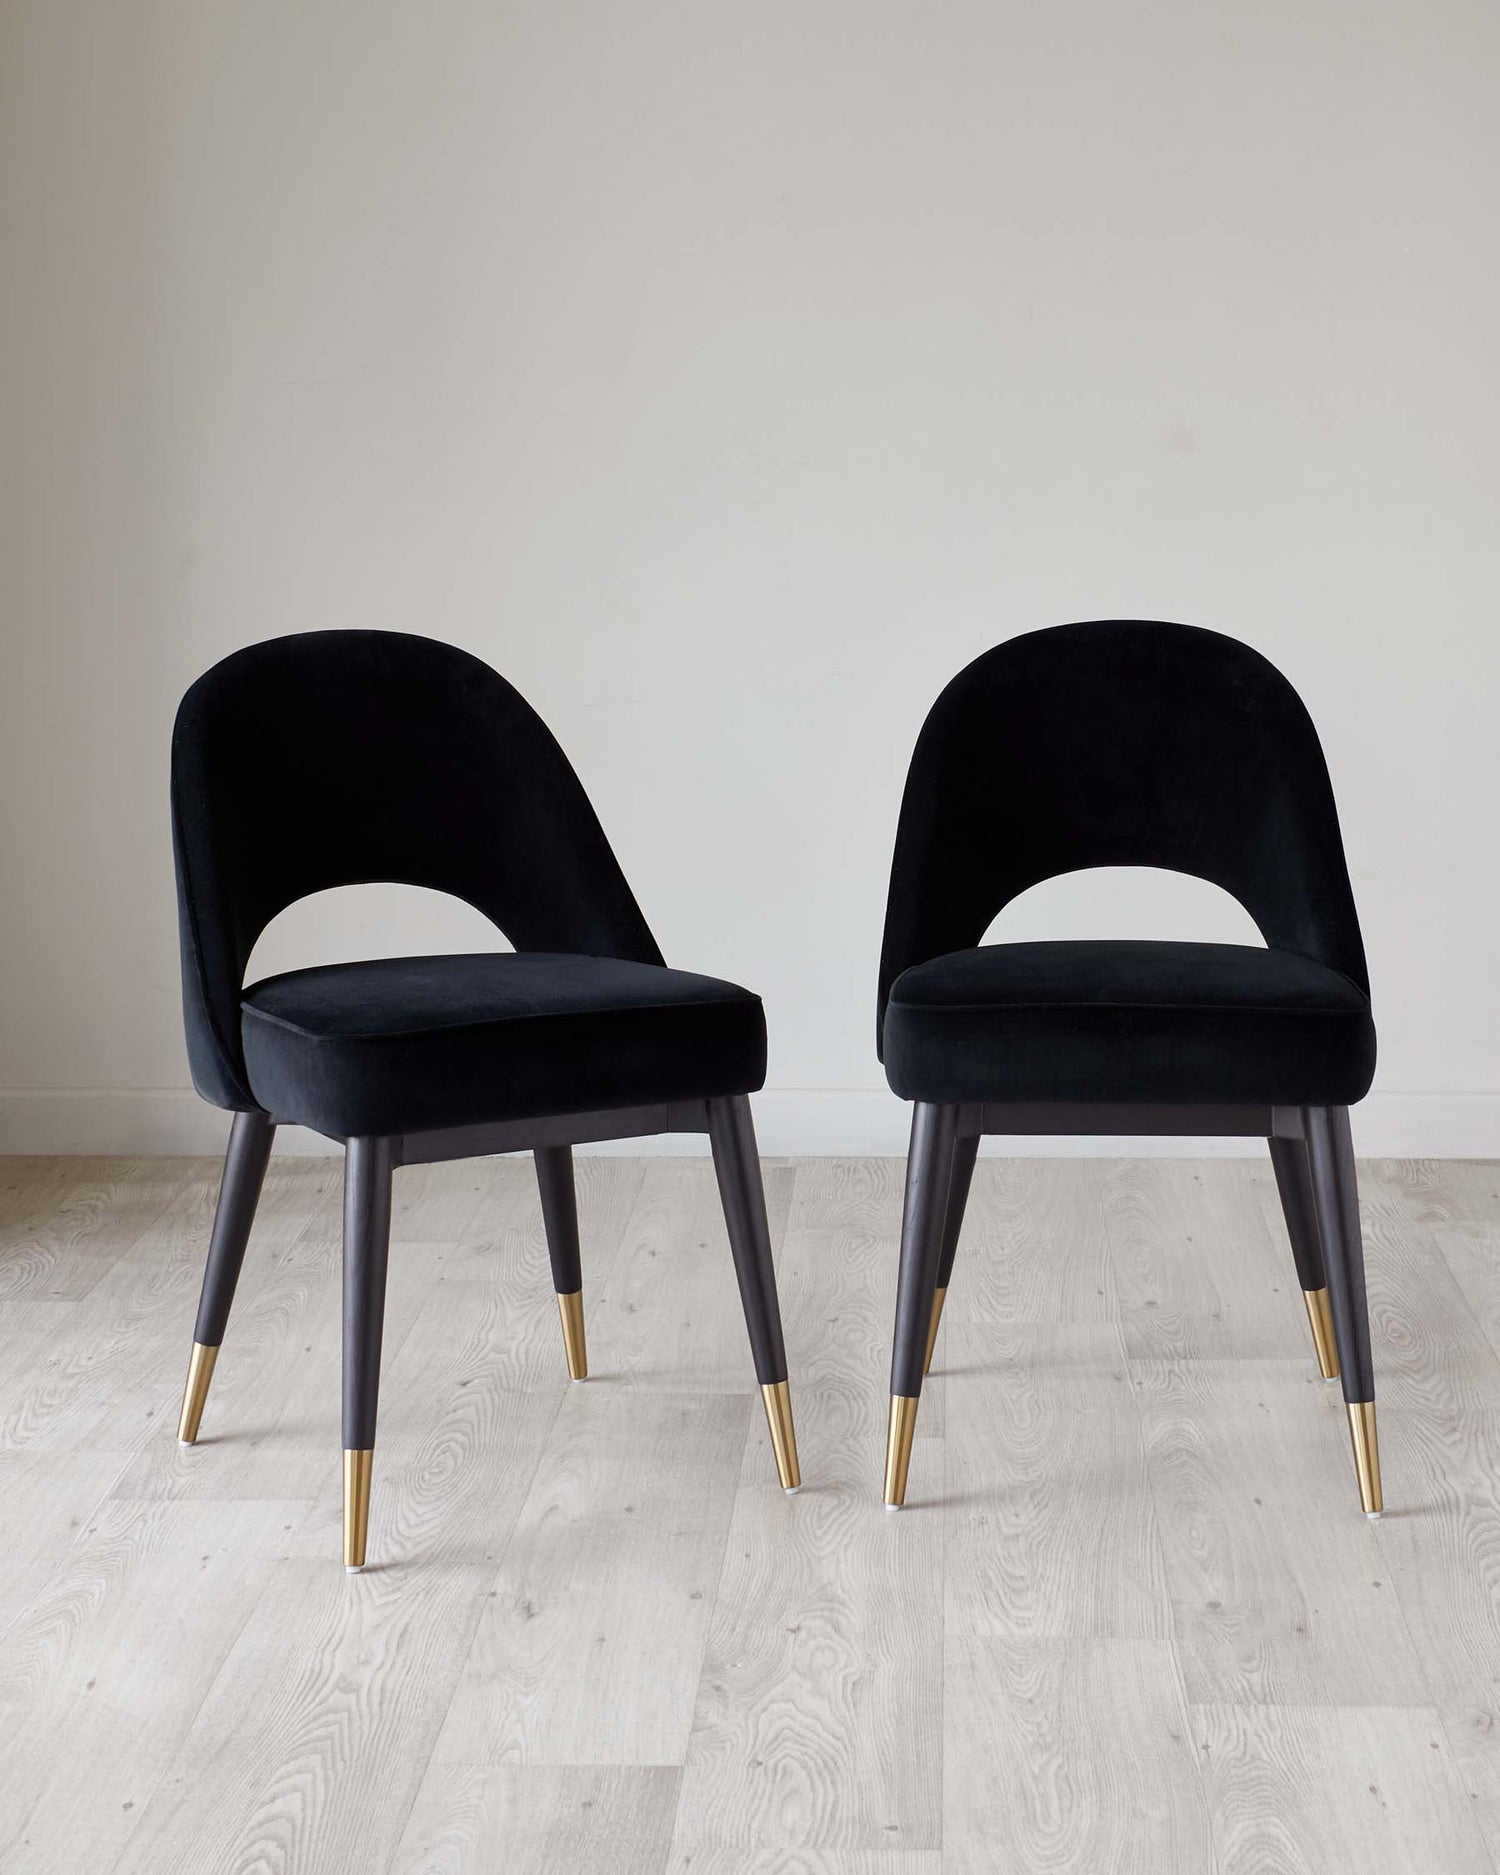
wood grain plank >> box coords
[0,1447,134,1629]
[262,1155,498,1261]
[393,1157,648,1394]
[1110,1157,1308,1361]
[0,1157,74,1224]
[668,1855,941,1873]
[949,1157,1118,1331]
[590,1159,794,1394]
[671,1394,943,1855]
[0,1157,190,1302]
[1375,1407,1500,1867]
[434,1388,748,1766]
[0,1171,226,1453]
[1,1153,1495,1873]
[391,1764,680,1875]
[1355,1175,1500,1418]
[943,1322,1170,1638]
[778,1156,926,1436]
[1368,1159,1500,1228]
[109,1384,563,1873]
[0,1297,75,1447]
[0,1153,352,1462]
[779,1155,944,1435]
[105,1238,443,1503]
[442,1153,646,1281]
[1194,1700,1493,1875]
[87,1155,385,1498]
[0,1155,138,1232]
[671,1159,943,1856]
[0,1494,311,1873]
[1133,1358,1429,1706]
[944,1637,1211,1874]
[1257,1152,1500,1417]
[784,1157,909,1243]
[1432,1217,1500,1374]
[389,1159,506,1247]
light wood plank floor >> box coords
[1,1151,1498,1873]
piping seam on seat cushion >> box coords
[240,989,758,1044]
[885,997,1368,1016]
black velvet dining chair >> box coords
[877,620,1382,1518]
[171,629,799,1569]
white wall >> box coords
[3,1,1497,1156]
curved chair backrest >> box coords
[173,630,663,1110]
[878,620,1368,1046]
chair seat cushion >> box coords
[240,952,766,1138]
[882,940,1375,1107]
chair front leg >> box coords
[1303,1106,1382,1516]
[535,1145,587,1380]
[925,1129,979,1376]
[342,1136,396,1569]
[707,1094,801,1492]
[885,1101,959,1507]
[177,1109,276,1443]
[1268,1135,1340,1381]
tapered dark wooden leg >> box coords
[1269,1134,1339,1381]
[925,1128,979,1376]
[885,1101,959,1506]
[707,1094,800,1491]
[1303,1106,1382,1515]
[535,1145,587,1380]
[342,1136,395,1568]
[176,1109,276,1443]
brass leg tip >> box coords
[1303,1287,1340,1381]
[883,1395,919,1507]
[922,1286,948,1377]
[343,1448,373,1570]
[557,1290,588,1382]
[761,1381,801,1491]
[176,1342,219,1445]
[1347,1400,1383,1516]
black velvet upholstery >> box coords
[879,622,1375,1107]
[241,952,766,1137]
[884,939,1374,1105]
[173,630,764,1135]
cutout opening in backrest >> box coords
[244,884,511,986]
[982,867,1264,948]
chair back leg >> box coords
[925,1130,979,1376]
[1303,1105,1383,1515]
[342,1135,396,1568]
[177,1109,276,1443]
[535,1145,588,1380]
[1268,1135,1340,1381]
[707,1095,801,1491]
[885,1101,959,1506]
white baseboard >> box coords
[1,1086,1497,1159]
